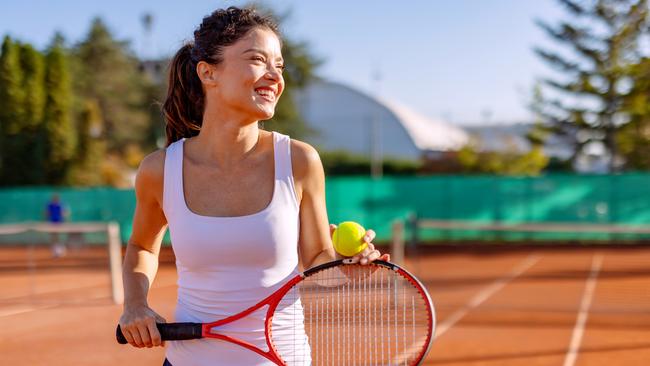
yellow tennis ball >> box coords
[332,221,367,257]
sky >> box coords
[1,0,567,126]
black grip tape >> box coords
[116,323,203,344]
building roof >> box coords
[300,80,469,155]
[377,97,469,151]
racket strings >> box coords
[270,264,431,366]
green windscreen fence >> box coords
[2,173,650,243]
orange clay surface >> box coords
[0,245,648,365]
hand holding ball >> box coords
[332,221,368,257]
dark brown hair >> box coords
[162,6,280,146]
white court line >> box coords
[435,254,541,339]
[0,303,58,317]
[563,254,603,366]
[0,283,108,301]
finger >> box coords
[129,326,145,348]
[329,224,337,236]
[146,320,162,347]
[361,250,381,265]
[379,253,391,262]
[350,241,375,263]
[364,229,376,243]
[120,326,136,347]
[137,323,154,348]
[357,243,374,259]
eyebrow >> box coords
[242,48,284,62]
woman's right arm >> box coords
[119,150,169,348]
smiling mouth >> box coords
[255,88,276,102]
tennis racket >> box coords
[116,259,435,365]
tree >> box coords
[534,0,649,171]
[68,98,107,185]
[0,36,26,185]
[19,43,47,184]
[456,140,549,176]
[141,76,166,152]
[43,40,76,184]
[72,17,150,152]
[617,57,650,168]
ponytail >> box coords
[162,43,204,146]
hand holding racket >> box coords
[116,260,435,365]
[118,304,167,348]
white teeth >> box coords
[256,89,275,99]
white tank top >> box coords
[163,132,309,365]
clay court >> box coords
[1,244,648,366]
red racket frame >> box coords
[117,259,435,365]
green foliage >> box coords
[67,99,107,186]
[320,150,420,176]
[19,44,47,184]
[142,80,166,151]
[534,0,649,171]
[1,8,322,187]
[72,18,150,152]
[43,42,76,185]
[0,36,27,185]
[20,44,46,129]
[456,142,549,176]
[526,83,554,147]
[617,57,650,169]
[0,36,25,134]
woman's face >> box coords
[205,27,285,121]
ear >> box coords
[196,61,219,86]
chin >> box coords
[253,106,276,121]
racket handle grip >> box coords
[116,323,203,344]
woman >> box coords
[118,6,388,365]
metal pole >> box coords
[370,69,383,179]
[107,222,124,304]
[391,220,405,266]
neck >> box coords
[191,108,262,169]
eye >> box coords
[276,64,285,72]
[252,56,266,63]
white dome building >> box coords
[295,80,469,160]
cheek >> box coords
[277,80,286,99]
[222,65,258,89]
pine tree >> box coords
[534,0,649,171]
[0,36,26,185]
[43,41,76,185]
[617,57,650,168]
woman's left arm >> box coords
[291,140,388,270]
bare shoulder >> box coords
[290,139,323,182]
[135,149,166,202]
[137,149,165,181]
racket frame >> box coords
[117,259,435,365]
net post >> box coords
[107,222,124,305]
[391,219,405,266]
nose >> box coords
[264,65,282,82]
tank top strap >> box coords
[272,132,300,211]
[162,138,185,216]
